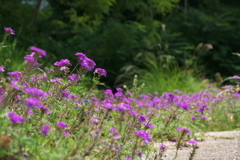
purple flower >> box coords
[57,122,68,128]
[122,158,133,160]
[142,122,154,129]
[117,103,129,112]
[24,53,37,65]
[75,52,86,60]
[7,112,24,123]
[54,59,72,67]
[176,102,190,111]
[90,117,99,123]
[6,71,21,81]
[201,115,208,120]
[188,140,198,145]
[4,27,15,35]
[110,127,117,133]
[116,88,123,92]
[113,134,121,139]
[37,106,51,114]
[30,46,46,57]
[25,97,42,108]
[134,130,151,143]
[0,65,5,72]
[25,88,47,99]
[198,104,207,114]
[177,127,191,135]
[62,131,72,137]
[166,93,177,103]
[42,123,50,135]
[138,114,146,122]
[60,66,69,71]
[23,154,29,158]
[191,116,197,120]
[79,57,96,71]
[160,144,168,151]
[94,68,107,77]
[233,75,240,79]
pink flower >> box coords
[177,127,191,135]
[42,123,50,135]
[7,112,24,123]
[94,68,107,77]
[30,46,46,57]
[57,122,68,128]
[4,27,15,35]
[62,131,72,137]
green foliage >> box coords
[163,0,240,79]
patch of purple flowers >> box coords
[54,59,72,67]
[7,112,24,123]
[25,97,42,108]
[134,130,151,144]
[25,88,47,99]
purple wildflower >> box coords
[113,134,121,139]
[79,57,96,71]
[134,130,151,143]
[6,71,21,81]
[142,122,155,129]
[117,103,128,112]
[116,88,123,92]
[57,122,68,128]
[23,154,29,158]
[94,68,107,77]
[54,59,72,67]
[37,106,51,114]
[110,127,117,133]
[201,115,208,120]
[75,52,86,60]
[4,27,15,35]
[60,66,69,71]
[0,65,5,72]
[177,127,191,135]
[138,114,146,122]
[191,116,197,120]
[7,112,24,123]
[90,117,99,123]
[198,104,207,114]
[188,140,198,145]
[25,97,42,108]
[176,102,190,111]
[68,73,80,82]
[30,46,46,57]
[41,123,50,135]
[160,144,168,151]
[122,158,133,160]
[233,75,240,79]
[25,88,47,99]
[62,131,72,137]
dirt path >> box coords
[144,131,240,160]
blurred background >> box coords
[1,0,240,94]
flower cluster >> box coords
[134,130,151,144]
[177,127,191,135]
[4,27,15,35]
[7,112,24,123]
[75,52,96,71]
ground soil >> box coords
[144,130,240,160]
